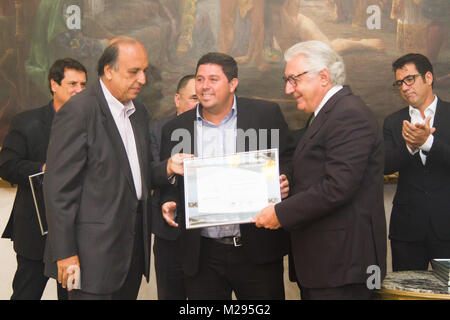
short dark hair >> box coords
[97,36,139,77]
[392,53,434,85]
[97,42,120,77]
[48,58,87,95]
[195,52,238,82]
[176,74,195,93]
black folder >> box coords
[29,172,47,236]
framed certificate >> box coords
[29,172,47,236]
[183,149,281,229]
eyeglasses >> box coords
[283,71,309,87]
[392,74,422,88]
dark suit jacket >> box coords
[149,114,180,240]
[43,81,168,294]
[291,127,307,145]
[384,98,450,242]
[275,86,387,289]
[149,114,176,161]
[160,97,295,276]
[0,102,53,260]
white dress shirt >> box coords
[100,79,142,199]
[314,85,343,118]
[195,96,240,238]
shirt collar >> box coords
[315,85,343,117]
[196,95,237,125]
[409,95,437,119]
[100,79,135,118]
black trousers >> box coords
[184,237,285,300]
[391,221,450,271]
[68,211,144,300]
[153,236,186,300]
[11,254,67,300]
[299,283,373,300]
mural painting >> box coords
[0,0,449,145]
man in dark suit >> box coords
[0,58,87,300]
[150,74,197,300]
[149,75,197,161]
[159,52,295,300]
[384,53,450,271]
[43,37,186,300]
[254,40,387,300]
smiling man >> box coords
[254,41,386,300]
[43,37,186,300]
[159,52,295,300]
[0,58,86,300]
[384,53,450,272]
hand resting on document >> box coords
[252,174,288,230]
[166,153,194,177]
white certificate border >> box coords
[183,148,280,229]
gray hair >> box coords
[284,41,346,86]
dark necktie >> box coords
[308,113,315,127]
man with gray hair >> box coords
[43,36,188,300]
[254,40,387,300]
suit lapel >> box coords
[391,107,410,145]
[294,86,351,157]
[294,110,327,157]
[41,102,54,149]
[188,110,197,156]
[431,98,448,138]
[236,97,253,152]
[236,97,251,132]
[95,81,137,196]
[426,98,449,166]
[130,106,147,194]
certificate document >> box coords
[183,149,281,229]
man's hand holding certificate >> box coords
[174,149,285,229]
[252,174,289,230]
[280,174,289,200]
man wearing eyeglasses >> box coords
[384,53,450,272]
[254,40,386,300]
